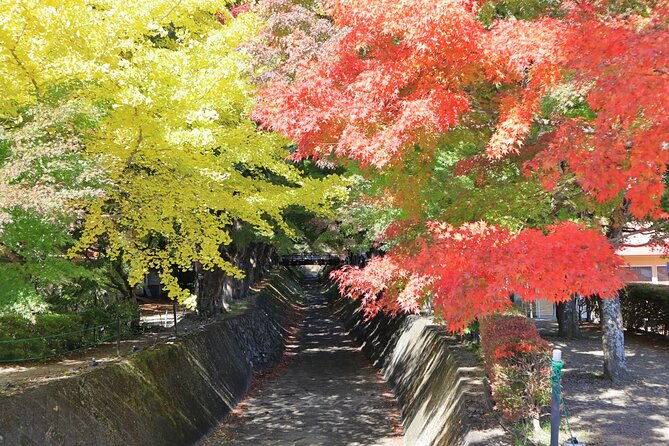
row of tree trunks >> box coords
[555,293,628,384]
[195,243,276,318]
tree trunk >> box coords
[601,293,629,384]
[195,243,275,317]
[195,265,231,318]
[584,298,593,322]
[556,295,581,339]
[108,258,135,301]
[601,213,628,385]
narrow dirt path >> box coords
[202,272,403,446]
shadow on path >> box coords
[203,271,403,446]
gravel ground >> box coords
[203,273,403,446]
[534,320,669,445]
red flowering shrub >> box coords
[479,314,551,422]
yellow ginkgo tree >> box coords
[0,0,346,310]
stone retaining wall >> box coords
[327,283,510,446]
[0,268,303,446]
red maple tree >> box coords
[254,0,668,335]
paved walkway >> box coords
[535,320,669,445]
[203,273,403,446]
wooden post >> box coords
[550,349,563,446]
[116,318,121,357]
[173,302,178,338]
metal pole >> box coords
[116,318,121,357]
[550,349,563,446]
[173,302,178,338]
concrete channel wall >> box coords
[0,268,303,446]
[327,283,510,446]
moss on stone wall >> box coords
[0,268,302,446]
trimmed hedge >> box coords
[622,284,669,335]
[480,314,551,422]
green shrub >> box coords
[480,313,551,422]
[0,301,138,362]
[621,284,669,335]
[0,313,81,361]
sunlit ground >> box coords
[532,320,669,445]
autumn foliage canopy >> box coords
[254,0,669,330]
